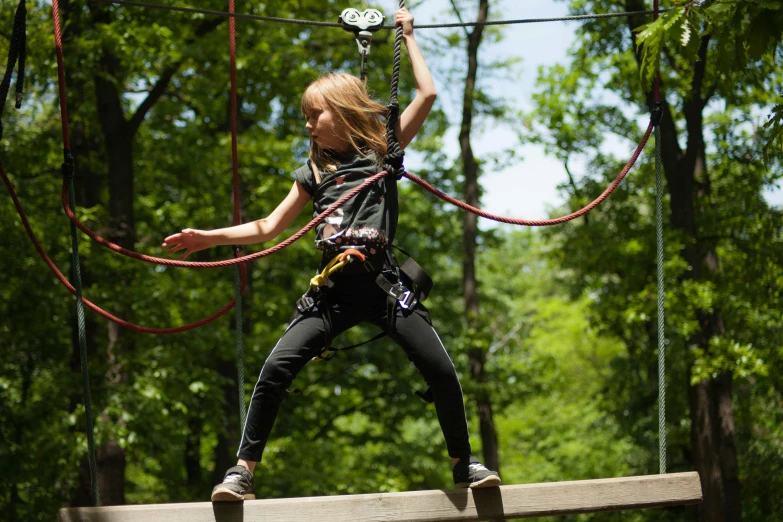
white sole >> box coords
[211,487,256,502]
[467,475,502,489]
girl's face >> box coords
[304,95,350,151]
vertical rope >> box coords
[384,0,406,174]
[655,124,666,475]
[51,0,100,504]
[389,0,405,107]
[228,0,247,429]
[233,264,246,427]
[66,157,101,506]
[652,0,666,475]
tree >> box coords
[635,0,783,157]
[447,0,505,474]
[524,0,782,520]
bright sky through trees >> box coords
[376,0,783,219]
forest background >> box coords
[1,1,781,521]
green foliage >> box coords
[634,0,783,152]
[765,99,783,161]
[636,1,783,85]
[635,6,694,89]
[690,338,768,385]
[522,0,783,519]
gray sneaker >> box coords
[211,465,256,501]
[452,456,501,489]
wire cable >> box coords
[95,0,664,29]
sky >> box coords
[373,0,782,220]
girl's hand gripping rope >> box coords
[396,7,414,36]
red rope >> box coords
[59,115,652,266]
[403,121,654,226]
[2,166,246,334]
[44,0,247,333]
[47,0,388,272]
[51,0,70,149]
[60,170,390,267]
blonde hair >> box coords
[301,73,387,177]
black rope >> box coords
[97,0,343,26]
[95,0,664,29]
[0,0,27,143]
[383,0,405,179]
[414,10,668,28]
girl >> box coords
[163,8,500,501]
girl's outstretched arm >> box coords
[162,181,310,259]
[395,7,437,151]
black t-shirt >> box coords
[293,150,398,257]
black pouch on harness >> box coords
[399,256,433,304]
[375,249,434,331]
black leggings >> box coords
[237,272,472,462]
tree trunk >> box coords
[458,0,499,474]
[625,3,742,519]
[96,440,126,506]
[88,2,135,504]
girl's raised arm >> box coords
[162,181,310,260]
[395,8,437,151]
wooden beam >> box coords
[59,472,701,522]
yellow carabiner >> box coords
[309,255,345,291]
[309,248,368,291]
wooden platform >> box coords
[58,472,701,522]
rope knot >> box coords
[385,101,404,179]
[384,147,405,179]
[61,151,75,179]
[651,101,663,126]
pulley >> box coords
[339,8,385,79]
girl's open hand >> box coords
[162,229,212,260]
[395,7,414,36]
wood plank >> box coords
[58,472,701,522]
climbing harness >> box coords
[340,8,385,80]
[294,246,384,361]
[295,243,434,368]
